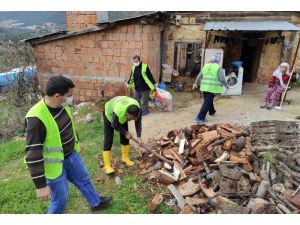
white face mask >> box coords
[133,62,140,67]
[62,96,73,106]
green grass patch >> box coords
[0,105,172,214]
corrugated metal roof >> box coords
[204,21,300,31]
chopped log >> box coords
[160,140,171,147]
[252,145,278,152]
[285,189,300,210]
[231,136,246,152]
[223,139,233,150]
[191,139,201,148]
[174,161,187,181]
[167,184,185,209]
[277,203,291,214]
[180,205,193,214]
[214,151,230,164]
[185,197,207,206]
[179,139,186,154]
[200,130,219,142]
[178,180,201,196]
[148,193,164,212]
[256,180,270,198]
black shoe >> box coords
[91,196,113,212]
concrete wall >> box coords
[33,24,161,103]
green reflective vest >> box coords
[25,99,80,180]
[104,96,140,124]
[129,63,155,91]
[200,63,224,94]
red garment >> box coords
[272,73,289,85]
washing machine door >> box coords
[226,72,240,89]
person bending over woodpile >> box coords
[260,62,291,110]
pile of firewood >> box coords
[138,121,300,214]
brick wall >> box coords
[33,24,161,103]
[67,11,97,31]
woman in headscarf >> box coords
[260,62,291,109]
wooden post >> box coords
[279,35,300,107]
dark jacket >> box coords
[128,62,156,92]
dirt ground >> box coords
[129,83,300,142]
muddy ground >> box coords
[129,83,300,142]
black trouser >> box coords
[103,111,129,150]
[196,92,216,120]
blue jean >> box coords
[196,92,216,120]
[46,151,100,214]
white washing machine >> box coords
[223,67,244,95]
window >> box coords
[174,42,202,77]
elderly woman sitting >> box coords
[260,62,291,110]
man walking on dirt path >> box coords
[127,55,158,116]
[102,96,144,175]
[25,76,112,214]
[192,55,228,124]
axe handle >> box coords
[130,136,174,166]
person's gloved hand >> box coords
[192,83,198,90]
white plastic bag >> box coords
[155,88,172,112]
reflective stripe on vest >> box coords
[104,96,140,124]
[200,63,224,94]
[129,63,155,90]
[25,99,80,179]
[44,158,64,164]
[43,147,63,153]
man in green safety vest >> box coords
[25,76,112,213]
[192,55,228,124]
[102,96,143,175]
[128,55,158,116]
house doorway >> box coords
[240,32,264,82]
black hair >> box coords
[133,55,140,61]
[127,105,140,117]
[45,76,75,96]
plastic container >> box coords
[158,82,167,90]
[231,61,243,68]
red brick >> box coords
[86,89,92,96]
[121,49,128,57]
[101,41,108,48]
[128,25,135,32]
[91,90,98,97]
[113,49,121,57]
[134,25,143,33]
[143,26,152,34]
[134,33,141,41]
[80,96,86,102]
[115,41,121,48]
[108,41,114,49]
[128,41,135,49]
[120,33,127,41]
[113,33,120,41]
[121,41,129,48]
[120,25,128,33]
[127,33,134,41]
[107,48,114,56]
[135,41,142,49]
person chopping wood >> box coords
[102,96,143,175]
[25,76,112,214]
[192,55,228,124]
[260,62,291,110]
[127,55,158,116]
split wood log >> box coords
[180,205,193,214]
[148,193,164,212]
[167,184,185,209]
[252,145,278,152]
[178,180,201,196]
[231,136,246,152]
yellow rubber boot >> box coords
[121,145,134,166]
[102,151,115,175]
